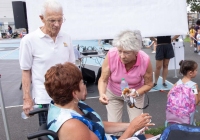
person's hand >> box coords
[129,113,155,132]
[128,89,138,98]
[23,97,34,116]
[99,94,109,105]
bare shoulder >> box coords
[58,119,99,140]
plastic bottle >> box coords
[120,78,134,108]
[21,104,42,119]
[120,78,129,90]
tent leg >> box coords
[0,75,11,140]
[172,43,178,78]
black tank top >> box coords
[157,36,171,44]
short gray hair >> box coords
[41,0,63,17]
[112,30,142,52]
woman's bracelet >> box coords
[135,90,140,97]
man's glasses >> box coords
[47,17,66,24]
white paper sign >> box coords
[26,0,188,40]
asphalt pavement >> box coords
[1,41,200,140]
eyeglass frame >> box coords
[46,16,66,25]
[118,50,135,56]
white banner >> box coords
[26,0,188,40]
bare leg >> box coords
[194,43,197,52]
[154,60,163,84]
[162,59,170,83]
[153,41,157,51]
[190,37,193,47]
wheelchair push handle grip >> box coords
[29,108,48,116]
[27,130,58,140]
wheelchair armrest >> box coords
[29,108,48,115]
[27,130,58,140]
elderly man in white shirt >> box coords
[19,0,75,125]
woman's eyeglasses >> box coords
[83,80,87,85]
[118,50,133,56]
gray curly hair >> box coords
[112,30,142,52]
[41,0,63,17]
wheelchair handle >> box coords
[27,130,58,140]
[29,108,48,116]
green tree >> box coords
[187,0,200,13]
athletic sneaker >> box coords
[194,48,198,53]
[198,52,200,55]
[163,83,167,88]
[152,51,156,53]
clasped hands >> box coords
[99,88,139,105]
[122,88,140,98]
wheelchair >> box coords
[27,108,59,140]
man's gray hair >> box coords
[41,0,63,17]
[112,30,142,52]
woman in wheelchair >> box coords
[44,62,155,140]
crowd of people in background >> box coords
[189,19,200,55]
[0,25,27,39]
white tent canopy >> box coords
[26,0,188,40]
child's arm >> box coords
[194,84,199,105]
[197,86,200,105]
[171,35,180,42]
[198,89,200,105]
[197,35,200,41]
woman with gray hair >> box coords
[98,30,153,125]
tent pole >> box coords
[172,42,178,78]
[0,75,11,140]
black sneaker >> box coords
[194,50,198,53]
[153,83,157,87]
[163,83,167,87]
